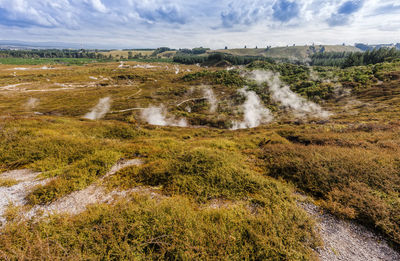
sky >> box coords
[0,0,399,49]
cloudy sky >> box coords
[0,0,399,49]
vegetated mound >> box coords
[208,59,232,67]
[260,142,400,247]
[109,147,289,202]
[0,194,319,260]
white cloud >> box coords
[87,0,108,13]
[0,0,398,48]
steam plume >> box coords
[232,88,273,130]
[25,97,39,110]
[250,70,331,119]
[203,88,217,113]
[141,106,187,127]
[174,65,180,74]
[309,67,320,81]
[83,97,111,120]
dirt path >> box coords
[0,83,31,91]
[300,201,400,261]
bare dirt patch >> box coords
[27,159,146,217]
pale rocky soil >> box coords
[0,169,50,224]
[299,200,400,261]
[27,159,146,217]
[0,159,146,222]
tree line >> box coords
[173,52,274,65]
[310,48,400,68]
[177,47,210,55]
[0,49,111,60]
[341,48,400,67]
[310,52,349,67]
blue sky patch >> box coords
[338,0,364,15]
[272,0,299,22]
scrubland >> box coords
[0,59,399,259]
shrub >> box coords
[28,150,120,204]
[182,70,245,87]
[115,147,278,202]
[260,144,400,245]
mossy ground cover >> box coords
[0,195,319,260]
[0,60,400,258]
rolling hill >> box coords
[212,45,362,61]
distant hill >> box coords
[355,43,400,51]
[0,40,131,50]
[211,45,362,62]
[99,50,177,59]
[0,40,83,50]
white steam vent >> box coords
[141,105,187,127]
[174,65,180,74]
[232,88,273,130]
[83,97,111,120]
[25,97,39,110]
[250,70,331,119]
[203,88,218,113]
